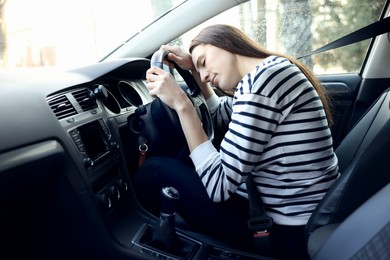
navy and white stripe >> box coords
[190,55,339,225]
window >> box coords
[170,0,385,75]
[0,0,185,70]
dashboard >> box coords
[0,58,156,257]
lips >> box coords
[211,75,217,86]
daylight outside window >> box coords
[0,0,385,74]
[171,0,385,75]
[0,0,184,71]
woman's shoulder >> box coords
[244,56,290,83]
[260,55,290,69]
[237,55,298,97]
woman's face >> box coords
[191,44,241,90]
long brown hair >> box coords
[189,24,333,126]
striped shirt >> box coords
[190,55,340,225]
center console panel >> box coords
[126,187,272,260]
[68,117,129,215]
[131,223,272,260]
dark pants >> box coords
[133,156,309,259]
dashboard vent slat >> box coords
[72,88,98,112]
[47,95,77,119]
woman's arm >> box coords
[146,66,208,152]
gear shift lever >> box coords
[135,186,199,258]
[152,187,181,253]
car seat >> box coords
[313,182,390,260]
[305,87,390,258]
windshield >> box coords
[0,0,185,71]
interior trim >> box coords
[0,140,64,173]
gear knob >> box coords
[151,187,181,253]
[160,187,180,215]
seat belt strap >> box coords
[246,174,273,231]
[246,174,273,252]
[298,16,390,59]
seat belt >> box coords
[246,174,273,253]
[298,16,390,59]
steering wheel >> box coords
[128,50,214,162]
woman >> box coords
[135,24,339,259]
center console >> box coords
[128,187,271,260]
[69,119,115,168]
[68,117,128,215]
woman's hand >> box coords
[160,45,195,71]
[160,45,215,100]
[146,66,192,112]
[146,61,209,153]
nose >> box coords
[199,69,210,83]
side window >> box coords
[170,0,385,75]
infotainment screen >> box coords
[78,120,109,160]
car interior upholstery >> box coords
[313,182,390,260]
[305,87,390,258]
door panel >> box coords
[319,74,362,149]
[321,74,390,149]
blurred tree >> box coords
[0,0,7,69]
[239,1,253,41]
[254,0,267,47]
[280,0,314,68]
[312,0,385,72]
[240,0,267,47]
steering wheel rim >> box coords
[128,50,213,161]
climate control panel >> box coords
[96,176,129,215]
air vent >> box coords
[47,95,77,119]
[72,88,98,112]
